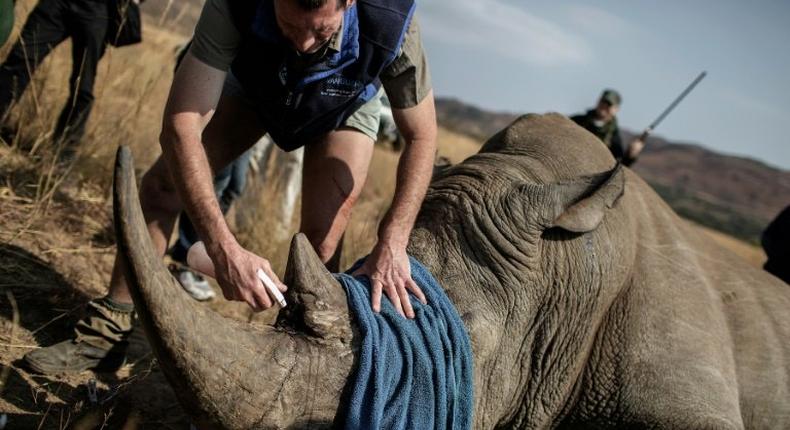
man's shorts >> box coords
[224,72,383,142]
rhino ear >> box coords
[543,164,625,233]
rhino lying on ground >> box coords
[114,113,790,429]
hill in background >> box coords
[435,97,790,244]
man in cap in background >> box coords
[571,89,644,166]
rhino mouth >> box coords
[112,146,356,429]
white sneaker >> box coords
[168,264,216,301]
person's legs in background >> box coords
[53,0,109,155]
[0,0,68,139]
[220,149,252,211]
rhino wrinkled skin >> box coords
[113,113,790,429]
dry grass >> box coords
[435,127,483,164]
[0,5,198,428]
[695,223,767,268]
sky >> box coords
[417,0,790,169]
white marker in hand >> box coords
[187,241,287,307]
[257,268,287,308]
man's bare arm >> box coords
[159,52,282,311]
[380,90,437,250]
[353,90,437,318]
[160,52,231,256]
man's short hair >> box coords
[297,0,347,10]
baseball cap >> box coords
[600,89,622,107]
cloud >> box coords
[565,4,634,37]
[418,0,592,67]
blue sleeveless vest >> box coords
[229,0,416,151]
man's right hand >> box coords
[207,242,288,312]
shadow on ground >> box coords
[0,243,189,429]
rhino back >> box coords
[566,170,790,428]
[409,113,790,428]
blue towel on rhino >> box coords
[336,256,474,430]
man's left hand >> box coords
[353,240,427,319]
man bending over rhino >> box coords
[25,0,436,374]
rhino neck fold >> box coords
[416,177,541,280]
[414,164,615,428]
[113,147,352,429]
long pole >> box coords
[624,71,706,166]
[642,71,707,137]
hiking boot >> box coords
[24,339,127,374]
[24,297,134,374]
[169,263,216,301]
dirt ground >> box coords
[0,167,183,428]
[696,223,766,267]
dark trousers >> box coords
[0,0,108,145]
[170,150,253,264]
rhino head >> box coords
[114,113,632,429]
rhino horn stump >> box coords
[283,233,354,343]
